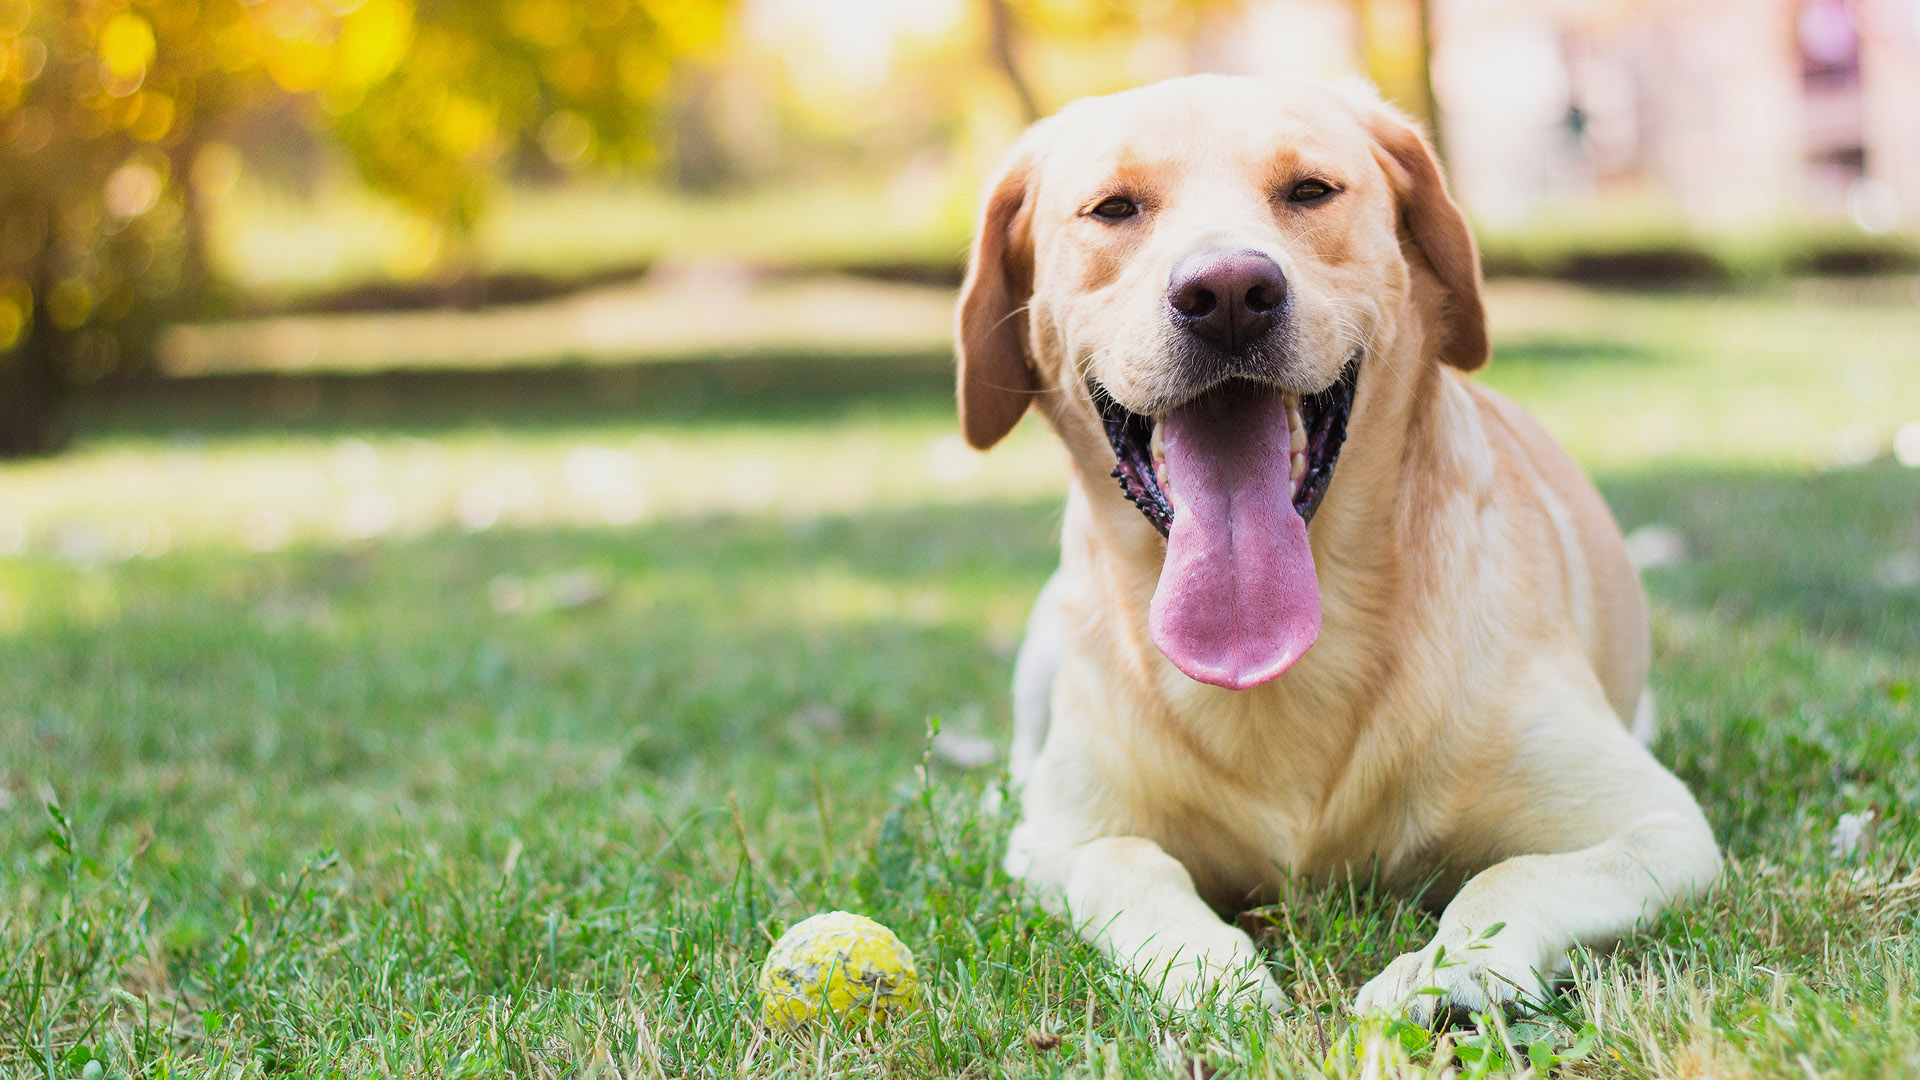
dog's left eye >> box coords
[1287,179,1335,203]
[1089,196,1138,220]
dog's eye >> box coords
[1287,179,1335,203]
[1089,196,1138,221]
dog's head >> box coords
[956,75,1486,691]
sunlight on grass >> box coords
[160,273,959,376]
[10,281,1920,568]
[0,421,1065,560]
[1480,279,1920,471]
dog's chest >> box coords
[1117,706,1436,904]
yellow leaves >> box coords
[7,33,48,81]
[126,89,174,140]
[616,42,666,101]
[268,39,330,91]
[258,0,329,47]
[47,278,92,332]
[1019,0,1234,37]
[0,278,31,351]
[537,108,590,165]
[275,0,412,104]
[99,11,156,83]
[1020,0,1115,33]
[643,0,729,54]
[508,0,579,49]
[0,0,29,39]
[333,0,411,87]
[435,93,498,161]
[3,0,736,296]
[542,46,599,97]
[211,20,261,74]
[256,0,356,92]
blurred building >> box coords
[1437,0,1920,231]
[1215,0,1920,231]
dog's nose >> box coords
[1167,249,1287,352]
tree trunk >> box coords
[1355,0,1444,159]
[169,135,213,314]
[0,316,66,457]
[982,0,1042,123]
[1412,0,1444,164]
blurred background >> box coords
[1,0,1918,457]
[0,0,1917,620]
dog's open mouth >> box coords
[1097,360,1357,538]
[1094,359,1357,690]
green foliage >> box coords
[1015,0,1245,39]
[0,0,733,451]
[325,0,732,230]
[1325,1013,1599,1077]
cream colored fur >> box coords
[959,75,1720,1021]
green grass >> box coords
[3,282,1920,1077]
[1473,198,1920,284]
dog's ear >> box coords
[956,129,1047,450]
[1359,101,1489,371]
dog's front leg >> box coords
[1009,830,1287,1012]
[1353,739,1719,1024]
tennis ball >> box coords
[758,911,920,1030]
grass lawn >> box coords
[3,280,1920,1078]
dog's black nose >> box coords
[1167,249,1286,352]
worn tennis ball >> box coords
[758,911,920,1030]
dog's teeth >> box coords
[1286,398,1306,454]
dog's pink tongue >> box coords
[1149,384,1320,690]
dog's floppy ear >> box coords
[1359,101,1489,371]
[956,129,1047,450]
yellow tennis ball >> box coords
[758,911,920,1030]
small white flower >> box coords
[1895,421,1920,468]
[1878,552,1920,591]
[931,731,999,770]
[1832,809,1876,858]
[1624,524,1688,570]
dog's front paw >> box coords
[1352,927,1550,1026]
[1141,926,1289,1016]
[1159,956,1289,1016]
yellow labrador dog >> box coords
[957,75,1719,1022]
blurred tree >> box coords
[1354,0,1441,146]
[0,0,731,456]
[326,0,731,231]
[981,0,1040,123]
[0,0,267,453]
[983,0,1444,158]
[988,0,1248,119]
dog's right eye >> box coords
[1089,196,1138,221]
